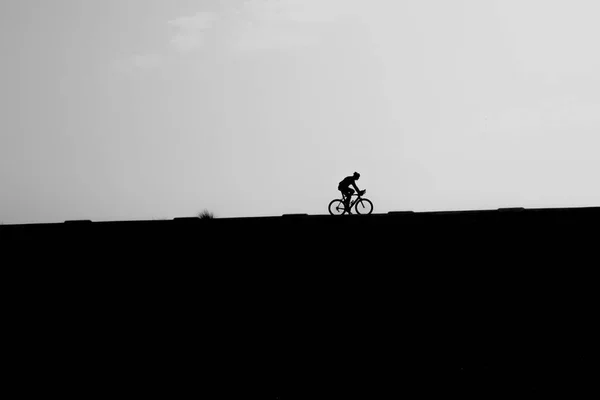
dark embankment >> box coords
[2,207,598,397]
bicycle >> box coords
[328,189,374,215]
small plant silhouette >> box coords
[198,209,214,219]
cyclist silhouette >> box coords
[338,172,364,213]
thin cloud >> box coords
[231,0,347,52]
[168,12,218,53]
[166,0,358,54]
[233,23,321,52]
[111,53,162,73]
[242,0,352,24]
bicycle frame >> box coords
[342,192,366,210]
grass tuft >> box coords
[198,209,214,219]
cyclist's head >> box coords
[353,171,360,179]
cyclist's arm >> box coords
[352,182,360,192]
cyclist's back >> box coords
[338,172,360,191]
[338,175,356,190]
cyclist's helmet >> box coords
[353,171,360,179]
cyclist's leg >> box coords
[338,185,345,206]
[340,190,348,207]
[344,189,354,211]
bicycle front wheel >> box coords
[328,199,346,216]
[355,198,374,215]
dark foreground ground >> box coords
[2,207,599,397]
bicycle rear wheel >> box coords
[355,198,374,215]
[328,199,347,216]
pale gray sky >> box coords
[2,0,600,224]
